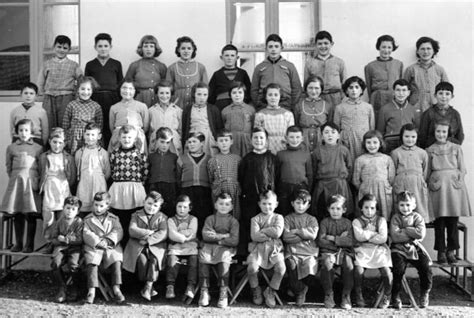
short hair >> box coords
[49,127,65,141]
[251,126,268,138]
[64,196,82,209]
[342,76,366,96]
[396,191,416,204]
[228,81,247,96]
[146,191,163,203]
[83,123,102,134]
[94,191,111,203]
[399,123,418,143]
[15,119,33,134]
[291,188,311,203]
[327,194,346,209]
[119,124,137,136]
[54,35,71,47]
[358,193,378,210]
[216,129,233,139]
[286,125,303,135]
[119,79,138,98]
[137,35,162,57]
[176,194,192,210]
[435,81,454,94]
[258,189,277,201]
[191,82,209,102]
[157,80,174,95]
[262,83,281,104]
[321,122,341,134]
[215,191,233,203]
[175,36,197,58]
[77,76,100,92]
[434,119,452,137]
[315,30,333,43]
[94,33,112,45]
[376,34,398,51]
[221,44,238,55]
[156,127,173,140]
[362,130,385,153]
[21,82,38,94]
[392,79,410,90]
[187,131,206,143]
[266,34,283,46]
[303,76,325,93]
[415,36,440,58]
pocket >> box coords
[451,175,463,189]
[428,177,441,192]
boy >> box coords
[250,34,302,110]
[282,189,318,306]
[247,190,286,308]
[304,31,347,107]
[37,35,82,130]
[147,127,179,217]
[85,33,123,146]
[50,196,83,303]
[207,130,241,219]
[390,191,432,309]
[418,81,464,149]
[10,82,49,146]
[83,191,125,304]
[208,44,252,111]
[276,126,312,215]
[376,79,417,153]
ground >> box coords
[0,271,473,317]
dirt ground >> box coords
[0,270,473,317]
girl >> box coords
[294,76,333,151]
[165,195,199,302]
[352,130,395,220]
[364,35,404,117]
[62,76,103,154]
[404,36,448,115]
[123,191,168,301]
[391,123,431,223]
[1,119,43,253]
[254,83,295,154]
[108,80,150,154]
[124,35,167,107]
[426,120,471,263]
[311,122,353,222]
[352,194,392,309]
[166,36,208,110]
[178,132,212,234]
[75,123,110,214]
[109,125,148,243]
[148,80,182,154]
[333,76,375,160]
[181,82,223,156]
[221,82,255,157]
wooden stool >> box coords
[373,275,417,308]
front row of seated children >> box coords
[48,186,432,310]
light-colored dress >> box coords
[254,107,295,155]
[426,141,471,218]
[167,215,199,256]
[333,99,375,161]
[148,103,182,154]
[294,97,332,151]
[189,105,216,156]
[221,102,255,157]
[353,153,395,220]
[40,152,71,214]
[353,215,392,268]
[199,213,239,264]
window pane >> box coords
[0,55,29,90]
[43,53,78,63]
[231,2,265,50]
[242,52,305,84]
[279,1,316,49]
[43,5,79,50]
[0,6,29,52]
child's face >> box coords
[221,50,238,68]
[346,82,363,100]
[365,136,380,154]
[417,42,434,62]
[63,203,79,220]
[316,38,333,57]
[266,88,280,107]
[156,137,172,153]
[158,87,172,104]
[216,136,233,154]
[78,82,93,101]
[179,42,194,61]
[93,199,109,216]
[361,200,377,219]
[53,42,70,59]
[398,199,416,216]
[379,41,394,60]
[194,88,208,106]
[322,126,339,145]
[176,201,191,218]
[17,124,32,141]
[21,87,36,105]
[251,131,267,152]
[120,130,137,149]
[84,129,101,146]
[402,129,417,147]
[230,87,245,104]
[258,196,278,215]
[144,197,162,215]
[328,201,345,220]
[120,82,135,101]
[306,81,322,99]
[95,40,111,59]
[142,42,156,58]
[266,41,282,60]
[291,198,310,214]
[434,124,449,143]
[436,90,453,108]
[215,197,233,215]
[393,85,410,104]
[286,131,303,148]
[50,137,65,153]
[187,137,203,153]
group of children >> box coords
[1,29,471,310]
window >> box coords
[0,0,79,96]
[226,0,319,82]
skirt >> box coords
[109,182,146,210]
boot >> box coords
[437,250,447,263]
[199,287,210,307]
[251,286,263,305]
[11,215,24,252]
[53,269,67,303]
[324,292,335,308]
[166,285,175,299]
[446,250,458,264]
[22,215,36,253]
[68,271,81,302]
[340,293,352,310]
[141,283,152,301]
[217,286,228,308]
[354,288,365,307]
